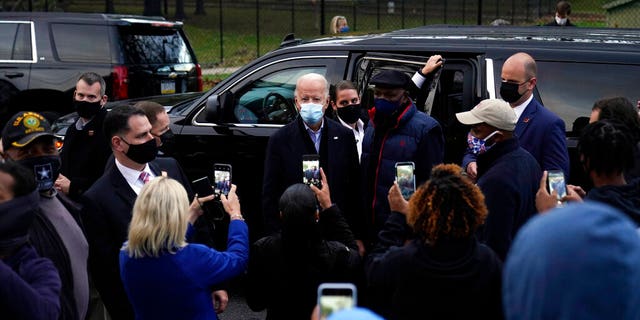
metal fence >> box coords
[5,0,639,67]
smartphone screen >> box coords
[547,170,567,200]
[395,162,416,200]
[213,164,232,196]
[317,283,356,320]
[302,154,321,188]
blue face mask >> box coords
[339,26,350,33]
[374,98,402,115]
[299,103,324,125]
[467,130,500,154]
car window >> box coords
[494,61,640,134]
[232,66,326,124]
[51,24,111,63]
[0,22,33,61]
[119,27,193,64]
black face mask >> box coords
[158,130,176,156]
[337,104,362,124]
[0,189,39,255]
[73,100,103,119]
[122,138,157,164]
[500,82,524,104]
[17,155,61,192]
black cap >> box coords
[370,70,412,89]
[2,111,54,151]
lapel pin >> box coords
[523,117,530,123]
[333,136,338,140]
[88,130,94,136]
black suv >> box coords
[0,12,201,122]
[56,25,640,238]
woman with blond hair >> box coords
[365,164,503,319]
[330,15,349,34]
[119,176,248,320]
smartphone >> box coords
[317,283,357,320]
[395,162,416,200]
[191,176,223,220]
[547,170,567,200]
[213,164,232,197]
[302,154,322,189]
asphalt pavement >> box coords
[217,278,266,319]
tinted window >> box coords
[495,61,640,133]
[233,67,326,124]
[119,27,193,64]
[0,22,32,61]
[51,24,111,63]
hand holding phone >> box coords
[317,283,356,320]
[395,162,416,200]
[547,170,567,200]
[191,176,223,220]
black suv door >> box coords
[0,21,33,115]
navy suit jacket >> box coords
[463,98,570,176]
[262,117,362,237]
[81,157,192,320]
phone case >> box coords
[547,170,567,200]
[213,163,232,196]
[395,162,416,200]
[302,154,322,188]
[317,283,357,319]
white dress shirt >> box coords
[115,158,155,195]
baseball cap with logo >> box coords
[2,111,54,151]
[455,99,517,131]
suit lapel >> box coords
[108,165,137,208]
[515,99,538,138]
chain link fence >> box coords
[4,0,639,68]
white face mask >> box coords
[555,15,567,25]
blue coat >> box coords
[476,138,541,260]
[464,98,569,177]
[120,220,249,320]
[361,102,444,238]
[0,244,61,319]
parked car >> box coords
[54,25,640,239]
[0,12,202,125]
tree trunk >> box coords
[143,0,162,16]
[175,0,186,20]
[194,0,206,15]
[105,0,115,13]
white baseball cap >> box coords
[455,99,517,131]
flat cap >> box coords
[455,99,517,131]
[370,70,412,89]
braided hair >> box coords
[407,163,488,246]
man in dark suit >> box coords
[464,52,569,181]
[56,72,112,200]
[81,105,220,319]
[262,73,363,252]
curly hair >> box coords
[407,163,488,246]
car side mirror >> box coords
[204,91,233,123]
[205,94,221,123]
